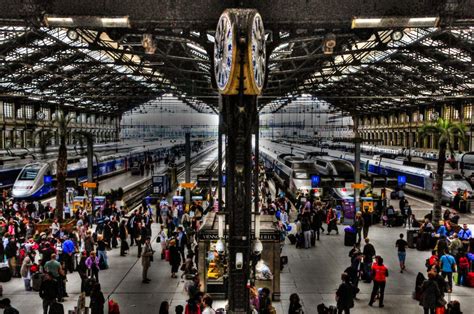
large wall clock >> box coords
[214,10,236,94]
[248,12,265,95]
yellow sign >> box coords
[351,183,366,189]
[82,182,97,188]
[180,182,195,189]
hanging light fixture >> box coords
[142,34,157,55]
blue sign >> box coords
[44,175,53,185]
[311,175,320,188]
[398,175,407,185]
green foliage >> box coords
[418,117,467,153]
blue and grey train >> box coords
[325,149,472,202]
[11,140,188,199]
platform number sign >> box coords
[311,175,320,188]
[152,175,169,195]
[398,175,407,186]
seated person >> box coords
[420,219,434,233]
[410,214,421,228]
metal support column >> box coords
[185,132,191,205]
[353,117,361,211]
[218,96,224,212]
[87,137,94,184]
[224,95,257,313]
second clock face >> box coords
[250,13,266,92]
[214,13,235,93]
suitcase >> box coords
[296,234,304,249]
[467,272,474,287]
[390,191,398,200]
[49,302,64,314]
[0,266,11,282]
[84,278,95,296]
[311,231,316,247]
[287,234,297,245]
[32,272,44,291]
[165,249,170,262]
[344,231,356,247]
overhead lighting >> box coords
[142,34,157,55]
[351,18,382,28]
[101,17,130,28]
[391,30,404,41]
[43,15,130,28]
[408,17,439,27]
[323,33,337,55]
[44,16,74,27]
[352,16,439,29]
[66,29,79,41]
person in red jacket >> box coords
[458,251,470,286]
[369,256,388,308]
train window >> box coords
[316,160,327,167]
[294,172,308,179]
[19,168,39,180]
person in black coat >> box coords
[90,283,105,314]
[336,273,354,314]
[419,271,441,314]
[168,239,181,278]
[39,272,59,314]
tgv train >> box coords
[260,147,319,198]
[325,149,472,202]
[11,139,195,199]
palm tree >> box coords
[54,110,73,221]
[33,128,54,159]
[418,117,466,225]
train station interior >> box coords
[0,1,473,313]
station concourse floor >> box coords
[3,215,474,314]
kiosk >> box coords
[197,213,281,301]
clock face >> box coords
[214,13,235,93]
[250,13,266,92]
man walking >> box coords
[396,233,408,273]
[440,249,457,293]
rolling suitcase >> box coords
[0,265,11,282]
[344,231,356,247]
[287,234,297,245]
[49,301,64,314]
[466,272,474,287]
[165,249,170,261]
[32,272,44,291]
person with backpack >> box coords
[440,249,457,293]
[419,271,441,314]
[369,256,388,308]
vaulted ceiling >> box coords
[0,0,472,115]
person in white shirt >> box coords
[202,295,216,314]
